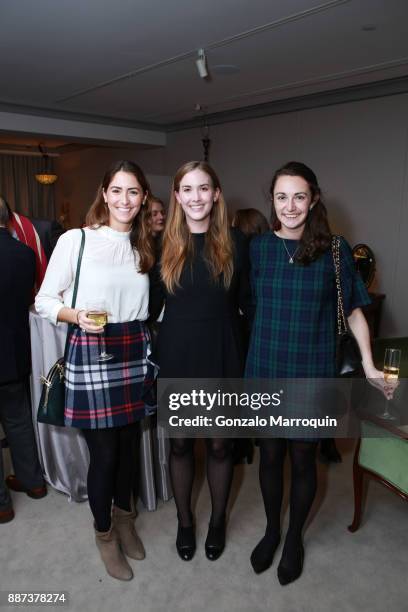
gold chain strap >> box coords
[332,235,348,335]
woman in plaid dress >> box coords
[36,161,157,581]
[245,161,383,584]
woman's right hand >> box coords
[364,365,398,400]
[77,309,104,334]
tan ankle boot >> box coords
[112,505,146,560]
[94,525,133,580]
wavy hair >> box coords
[161,161,233,293]
[85,160,155,272]
[270,161,332,264]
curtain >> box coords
[0,154,56,219]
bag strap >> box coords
[331,235,349,336]
[70,228,86,309]
[63,229,86,358]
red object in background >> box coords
[10,213,48,293]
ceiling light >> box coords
[35,144,58,185]
[196,48,208,79]
[35,173,58,185]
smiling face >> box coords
[103,170,145,232]
[175,168,220,233]
[273,174,317,238]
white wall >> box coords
[55,93,408,336]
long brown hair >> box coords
[86,160,154,272]
[161,161,233,293]
[270,161,332,264]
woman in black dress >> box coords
[156,161,251,561]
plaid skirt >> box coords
[64,320,157,429]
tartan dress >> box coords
[65,320,157,429]
[245,233,370,380]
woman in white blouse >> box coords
[36,160,157,581]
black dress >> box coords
[154,229,252,379]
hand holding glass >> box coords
[378,348,401,419]
[86,301,113,362]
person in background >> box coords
[146,196,166,264]
[0,199,47,524]
[0,196,48,292]
[30,217,65,262]
[35,160,157,581]
[146,196,166,239]
[232,207,270,236]
[245,161,382,584]
[154,161,252,562]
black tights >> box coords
[258,438,317,563]
[82,423,140,532]
[170,438,234,528]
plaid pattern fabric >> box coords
[65,320,157,429]
[245,233,371,378]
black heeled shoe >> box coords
[205,523,226,561]
[176,523,196,561]
[277,543,304,586]
[250,532,281,574]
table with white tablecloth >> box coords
[29,309,172,509]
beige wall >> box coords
[55,93,408,336]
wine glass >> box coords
[86,300,113,362]
[378,348,401,420]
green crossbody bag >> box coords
[37,229,85,427]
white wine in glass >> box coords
[86,301,113,362]
[87,311,108,327]
[379,348,401,420]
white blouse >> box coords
[35,226,150,325]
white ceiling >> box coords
[1,0,408,137]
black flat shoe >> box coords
[205,523,226,561]
[250,532,281,574]
[277,543,304,586]
[176,524,196,561]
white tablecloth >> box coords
[29,310,171,509]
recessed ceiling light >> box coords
[361,24,377,31]
[212,64,240,75]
